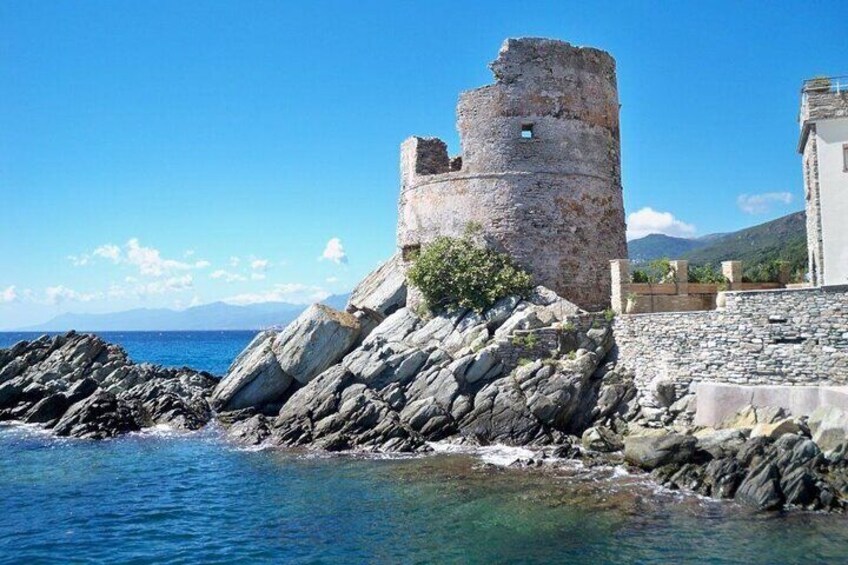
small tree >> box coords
[631,258,674,284]
[407,233,533,313]
[688,263,727,284]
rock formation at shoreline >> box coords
[215,281,618,453]
[0,331,216,439]
[3,255,848,513]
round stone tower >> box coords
[397,38,627,311]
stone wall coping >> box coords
[722,284,848,297]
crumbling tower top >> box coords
[397,38,627,311]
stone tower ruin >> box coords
[397,38,627,311]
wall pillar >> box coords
[610,259,630,313]
[722,261,743,289]
[777,261,792,286]
[670,260,689,295]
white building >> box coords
[799,76,848,286]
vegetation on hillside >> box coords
[628,211,808,281]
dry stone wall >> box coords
[613,286,848,402]
[397,38,627,311]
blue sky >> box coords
[1,0,846,328]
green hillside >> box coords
[627,211,808,280]
[682,211,807,276]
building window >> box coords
[402,244,421,262]
[521,124,534,139]
[843,144,848,172]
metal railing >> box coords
[802,75,848,94]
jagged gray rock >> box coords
[220,287,612,453]
[272,304,362,385]
[0,332,216,439]
[212,331,291,411]
[624,433,698,470]
[346,253,407,319]
[808,406,848,452]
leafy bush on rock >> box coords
[407,235,533,313]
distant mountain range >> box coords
[628,210,808,272]
[20,294,350,332]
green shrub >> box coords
[511,332,539,349]
[631,258,674,284]
[688,263,727,284]
[744,260,788,283]
[407,234,533,312]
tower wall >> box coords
[397,38,627,311]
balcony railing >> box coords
[802,75,848,94]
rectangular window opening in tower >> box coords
[521,124,534,139]
[843,144,848,172]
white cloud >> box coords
[184,249,196,258]
[626,207,697,240]
[125,238,197,277]
[68,254,90,267]
[320,237,348,264]
[72,239,209,278]
[251,272,266,281]
[326,276,339,284]
[224,283,330,305]
[45,285,98,305]
[135,275,194,296]
[250,259,269,272]
[0,286,17,303]
[229,256,240,268]
[210,269,247,283]
[737,192,793,215]
[93,244,122,263]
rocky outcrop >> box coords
[809,406,848,452]
[211,331,291,412]
[273,304,361,384]
[614,408,848,512]
[0,332,216,439]
[220,287,616,454]
[346,253,407,319]
[211,304,362,413]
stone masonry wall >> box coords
[397,38,627,311]
[613,286,848,404]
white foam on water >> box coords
[428,441,537,467]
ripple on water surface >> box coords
[1,424,848,564]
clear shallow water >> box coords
[2,331,848,563]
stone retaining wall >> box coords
[613,286,848,404]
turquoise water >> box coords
[2,331,848,563]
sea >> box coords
[1,331,847,564]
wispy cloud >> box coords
[0,286,17,304]
[70,239,211,277]
[210,269,247,283]
[45,285,98,305]
[319,237,348,264]
[737,192,793,215]
[93,244,121,262]
[224,283,330,305]
[626,207,696,240]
